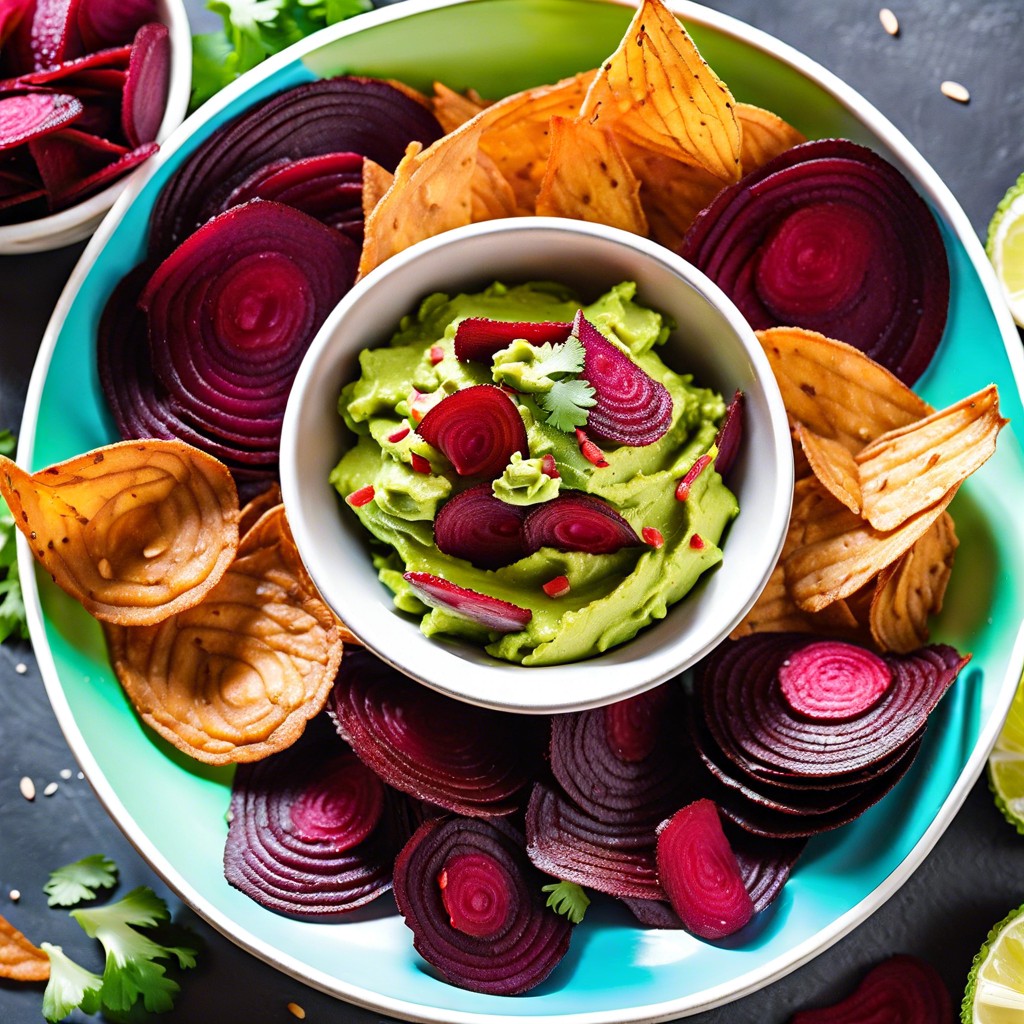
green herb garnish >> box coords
[0,429,28,645]
[44,855,119,908]
[541,880,591,924]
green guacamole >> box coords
[330,281,738,666]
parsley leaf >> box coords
[44,854,119,908]
[71,887,199,1014]
[541,880,590,924]
[537,378,596,432]
[40,943,103,1022]
[0,429,28,645]
[191,0,372,112]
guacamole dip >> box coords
[330,281,738,666]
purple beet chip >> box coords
[0,91,82,149]
[121,21,169,147]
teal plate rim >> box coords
[18,1,1024,1021]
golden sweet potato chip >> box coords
[105,505,345,764]
[757,327,931,451]
[0,913,49,982]
[736,102,806,170]
[359,124,481,277]
[0,440,239,627]
[473,70,596,214]
[238,482,282,539]
[794,421,863,514]
[470,149,518,221]
[361,158,394,222]
[431,81,490,132]
[536,116,648,233]
[870,511,958,653]
[857,384,1006,531]
[783,474,957,613]
[579,0,741,181]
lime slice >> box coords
[986,172,1024,328]
[987,669,1024,834]
[962,903,1024,1022]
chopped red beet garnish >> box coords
[642,527,664,549]
[453,317,572,362]
[789,953,953,1023]
[542,575,571,598]
[346,484,375,508]
[656,799,754,940]
[429,344,444,365]
[540,453,559,478]
[416,385,528,478]
[575,428,609,468]
[778,640,893,721]
[387,425,410,443]
[403,572,532,633]
[676,453,712,501]
[523,493,642,556]
[689,534,705,550]
[433,483,528,570]
[410,452,432,474]
[572,311,673,446]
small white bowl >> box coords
[0,0,191,255]
[281,218,793,714]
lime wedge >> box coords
[986,172,1024,328]
[962,903,1024,1023]
[988,669,1024,834]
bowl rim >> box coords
[17,0,1024,1021]
[280,215,794,713]
[0,0,193,254]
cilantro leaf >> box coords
[541,880,590,924]
[40,943,103,1023]
[537,377,596,432]
[0,429,28,644]
[44,854,119,908]
[71,887,199,1015]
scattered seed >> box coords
[43,782,58,797]
[59,768,72,780]
[879,7,899,35]
[77,771,84,780]
[9,889,21,902]
[941,80,970,103]
[286,1003,307,1020]
[15,662,27,674]
[19,776,35,801]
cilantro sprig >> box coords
[0,428,28,645]
[44,855,119,908]
[541,880,591,924]
[191,0,372,111]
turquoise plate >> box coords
[20,0,1024,1020]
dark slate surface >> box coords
[2,1,1023,1021]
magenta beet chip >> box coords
[403,571,531,633]
[655,799,754,940]
[778,640,893,721]
[121,21,169,146]
[522,492,642,556]
[76,0,156,51]
[0,91,82,150]
[433,482,528,570]
[28,126,126,195]
[454,317,572,362]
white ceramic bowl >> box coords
[0,0,191,255]
[281,217,793,713]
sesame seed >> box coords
[286,1003,307,1020]
[879,7,899,35]
[19,776,35,801]
[9,889,20,902]
[77,772,84,780]
[14,663,27,675]
[43,782,58,797]
[59,769,72,780]
[941,80,970,103]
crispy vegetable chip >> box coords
[431,81,489,132]
[238,482,282,539]
[0,913,49,982]
[870,512,958,652]
[736,103,806,170]
[0,440,239,626]
[361,157,394,222]
[470,149,517,221]
[536,116,648,233]
[857,384,1006,531]
[757,327,931,451]
[359,125,481,277]
[473,70,596,214]
[784,475,957,613]
[105,505,345,764]
[579,0,741,181]
[794,422,863,514]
